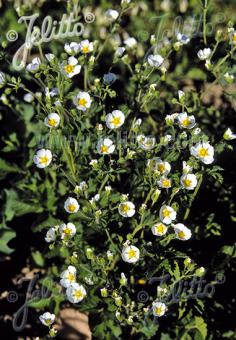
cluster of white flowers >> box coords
[59,265,86,303]
[24,6,236,326]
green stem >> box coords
[131,187,154,238]
[203,3,208,46]
[184,174,203,221]
[98,174,109,195]
[38,43,44,61]
[84,65,88,91]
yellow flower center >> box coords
[156,224,165,234]
[74,289,83,299]
[121,204,130,213]
[158,164,165,173]
[79,98,87,107]
[82,45,89,53]
[182,118,190,127]
[162,179,170,187]
[155,307,164,315]
[198,148,208,157]
[64,227,72,235]
[48,118,57,127]
[64,64,75,74]
[111,117,121,127]
[67,204,76,212]
[137,279,146,285]
[183,178,192,187]
[178,231,186,239]
[39,156,49,165]
[101,145,108,153]
[128,249,136,258]
[67,273,75,282]
[233,34,236,43]
[162,208,171,218]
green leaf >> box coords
[187,68,206,81]
[32,251,45,267]
[28,297,51,308]
[0,158,22,174]
[0,229,16,254]
[3,189,43,221]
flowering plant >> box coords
[0,0,236,339]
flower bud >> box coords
[100,287,108,297]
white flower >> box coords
[223,128,236,140]
[90,159,98,166]
[24,93,34,103]
[205,59,212,70]
[177,112,196,129]
[59,222,76,239]
[105,185,112,192]
[180,173,198,190]
[44,113,60,128]
[137,135,156,150]
[224,72,234,83]
[182,161,192,174]
[159,205,176,225]
[90,194,100,204]
[157,177,172,189]
[45,227,56,243]
[133,118,142,127]
[190,142,214,164]
[60,265,77,288]
[61,56,81,78]
[75,181,88,192]
[197,48,211,60]
[147,54,164,68]
[177,33,190,44]
[118,201,135,217]
[163,134,172,144]
[173,223,192,240]
[64,42,80,55]
[0,72,6,85]
[152,301,167,317]
[121,245,140,263]
[147,158,171,175]
[193,127,201,135]
[39,312,55,326]
[33,149,52,168]
[79,39,94,54]
[64,197,80,214]
[165,113,178,125]
[124,37,137,49]
[45,87,59,99]
[45,53,55,62]
[178,90,185,101]
[105,9,119,21]
[115,47,125,57]
[107,250,114,260]
[26,57,41,72]
[66,282,86,303]
[97,138,115,155]
[73,91,92,111]
[152,223,168,236]
[105,110,125,129]
[121,0,131,5]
